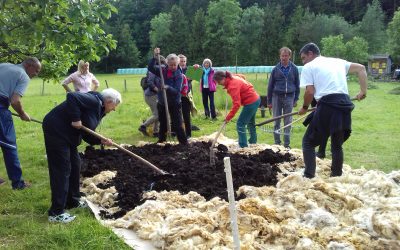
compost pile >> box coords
[80,138,400,249]
[80,141,295,219]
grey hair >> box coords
[102,88,122,104]
[166,53,179,64]
[22,57,40,67]
[279,47,292,56]
[203,58,212,67]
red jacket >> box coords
[224,75,259,121]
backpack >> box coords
[140,76,149,90]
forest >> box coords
[1,0,399,78]
[93,0,399,72]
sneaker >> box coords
[284,145,291,150]
[12,181,31,190]
[66,200,88,209]
[138,125,148,136]
[191,125,200,131]
[0,177,5,186]
[48,213,76,223]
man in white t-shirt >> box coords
[298,43,367,178]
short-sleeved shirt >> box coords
[62,71,100,93]
[300,56,351,101]
[0,63,30,100]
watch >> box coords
[302,105,309,109]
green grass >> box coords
[0,73,399,249]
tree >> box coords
[94,23,141,73]
[0,0,117,80]
[188,9,207,64]
[149,13,172,52]
[321,35,369,63]
[236,4,265,65]
[358,0,387,54]
[168,5,190,55]
[204,0,242,66]
[387,8,400,64]
[261,4,286,65]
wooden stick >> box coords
[255,108,316,127]
[12,113,43,124]
[274,112,311,134]
[157,54,171,136]
[80,126,169,175]
[210,122,227,165]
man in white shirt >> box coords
[298,43,367,178]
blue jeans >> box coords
[0,108,24,188]
[237,98,261,147]
[272,93,295,147]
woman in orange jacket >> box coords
[213,71,261,148]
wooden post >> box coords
[41,80,45,95]
[124,79,127,92]
[224,157,240,249]
[105,80,109,88]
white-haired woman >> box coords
[42,88,122,223]
[61,60,100,93]
[194,58,217,119]
[147,47,187,145]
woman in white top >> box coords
[62,60,100,93]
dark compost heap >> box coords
[81,141,296,218]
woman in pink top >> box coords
[62,60,100,93]
[213,71,260,148]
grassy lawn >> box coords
[0,73,399,249]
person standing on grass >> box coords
[213,71,261,148]
[194,59,217,120]
[138,56,166,138]
[0,57,41,190]
[43,88,121,223]
[147,48,187,145]
[267,47,300,149]
[61,60,100,93]
[298,42,367,178]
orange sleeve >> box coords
[225,84,241,121]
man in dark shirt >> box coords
[43,88,122,223]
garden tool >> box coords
[12,112,43,124]
[210,121,227,166]
[80,126,174,176]
[255,108,316,127]
[157,53,172,137]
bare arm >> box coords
[10,93,30,121]
[298,85,315,115]
[348,63,367,100]
[62,84,72,93]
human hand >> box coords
[355,91,366,101]
[193,64,200,69]
[19,112,31,121]
[71,120,82,129]
[101,138,113,146]
[298,107,307,115]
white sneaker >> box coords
[48,213,76,223]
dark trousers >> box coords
[44,132,81,216]
[181,96,192,138]
[201,88,216,118]
[0,108,24,188]
[157,103,187,144]
[303,128,345,178]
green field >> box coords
[0,73,399,249]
